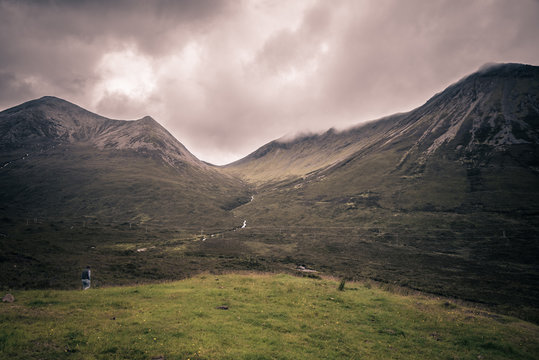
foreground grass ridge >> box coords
[1,274,537,359]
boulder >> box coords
[2,294,15,303]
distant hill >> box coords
[0,96,250,228]
[0,96,203,167]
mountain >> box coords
[0,96,203,168]
[223,63,539,319]
[0,96,250,228]
[1,64,538,322]
[226,63,539,184]
[227,63,539,220]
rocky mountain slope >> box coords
[0,96,203,168]
[0,97,249,227]
[226,63,539,184]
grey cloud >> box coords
[94,92,158,121]
[0,72,38,105]
[254,1,336,74]
[301,1,333,35]
[1,0,538,165]
[0,0,235,106]
[318,0,539,121]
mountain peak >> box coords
[137,115,159,125]
[139,115,155,121]
[0,96,206,168]
[475,62,535,76]
[36,95,70,104]
[388,62,539,170]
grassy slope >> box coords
[228,144,539,322]
[0,145,250,227]
[223,116,400,184]
[1,274,538,360]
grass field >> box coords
[1,273,538,359]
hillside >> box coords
[224,114,402,184]
[0,96,203,167]
[0,96,250,226]
[0,97,252,291]
[223,63,539,320]
[1,274,538,359]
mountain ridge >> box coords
[225,63,539,183]
[0,96,205,169]
[0,96,251,226]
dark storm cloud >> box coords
[0,0,538,164]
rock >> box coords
[216,305,229,310]
[2,294,14,303]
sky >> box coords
[1,0,539,165]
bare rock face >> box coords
[393,63,539,171]
[2,293,14,303]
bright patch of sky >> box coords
[95,48,156,101]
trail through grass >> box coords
[1,273,538,359]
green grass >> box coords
[1,273,538,359]
[1,208,538,323]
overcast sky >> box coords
[1,0,539,164]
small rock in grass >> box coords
[216,305,229,310]
[2,294,14,303]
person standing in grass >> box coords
[81,266,91,290]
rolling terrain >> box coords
[1,274,538,359]
[0,63,538,322]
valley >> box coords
[0,63,538,325]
